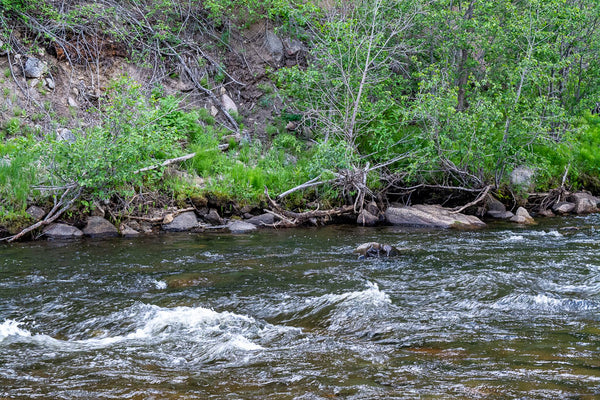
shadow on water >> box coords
[1,215,600,398]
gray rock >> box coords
[485,195,513,219]
[119,223,140,237]
[510,207,535,224]
[354,242,400,258]
[24,57,46,78]
[162,211,199,232]
[552,201,576,215]
[283,38,307,56]
[357,209,378,226]
[43,223,83,239]
[227,220,257,233]
[56,128,76,143]
[220,91,237,114]
[246,213,275,226]
[204,208,224,225]
[385,204,486,229]
[510,167,535,190]
[67,96,78,108]
[567,192,599,214]
[537,209,555,217]
[265,31,284,64]
[0,39,6,56]
[26,206,46,222]
[82,216,119,238]
[45,77,55,90]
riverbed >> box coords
[1,216,599,399]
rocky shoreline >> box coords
[6,190,598,242]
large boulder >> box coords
[82,216,119,238]
[485,195,514,219]
[43,223,83,239]
[568,192,599,214]
[162,211,199,232]
[552,201,576,215]
[385,204,486,229]
[510,207,535,225]
[227,220,257,233]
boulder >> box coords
[220,87,237,114]
[357,209,378,226]
[82,216,119,238]
[265,31,284,64]
[227,220,257,233]
[486,195,514,219]
[56,128,76,143]
[26,206,46,222]
[510,207,535,225]
[354,242,400,258]
[119,223,139,237]
[43,223,83,239]
[537,209,555,217]
[23,57,46,78]
[567,192,599,214]
[204,208,224,225]
[283,37,307,57]
[246,213,275,227]
[162,211,198,232]
[385,204,486,229]
[552,201,576,215]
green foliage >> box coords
[0,135,40,219]
[46,77,189,200]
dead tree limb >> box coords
[265,188,354,225]
[2,185,82,243]
[133,153,197,174]
[450,185,491,214]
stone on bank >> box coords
[385,204,486,229]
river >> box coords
[1,216,599,399]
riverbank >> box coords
[3,189,598,242]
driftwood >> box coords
[1,185,83,243]
[450,185,491,214]
[266,188,354,226]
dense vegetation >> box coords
[1,0,600,233]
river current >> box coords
[1,215,599,399]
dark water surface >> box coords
[1,216,599,399]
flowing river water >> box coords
[1,216,599,399]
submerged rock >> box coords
[354,242,400,258]
[43,223,83,239]
[385,204,486,229]
[82,216,119,238]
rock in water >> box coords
[568,192,599,214]
[162,211,198,232]
[357,209,378,226]
[385,204,486,229]
[227,220,257,233]
[82,216,119,238]
[43,223,83,239]
[355,242,400,258]
[510,207,535,225]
